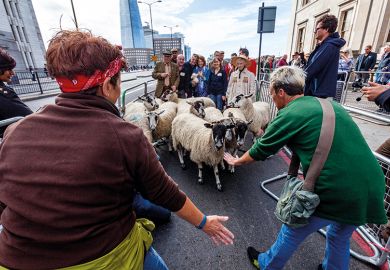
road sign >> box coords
[257,6,276,33]
[151,55,158,62]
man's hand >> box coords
[171,85,177,92]
[223,153,239,166]
[161,73,169,78]
[362,82,388,101]
[222,96,226,101]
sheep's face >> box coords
[204,121,235,150]
[235,120,251,146]
[229,93,253,108]
[139,94,159,111]
[146,110,164,131]
[188,100,205,118]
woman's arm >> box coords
[175,197,234,245]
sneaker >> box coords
[247,246,261,269]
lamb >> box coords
[228,93,270,142]
[171,113,234,191]
[146,101,178,151]
[123,94,159,118]
[177,99,206,118]
[123,112,153,143]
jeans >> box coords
[133,193,171,225]
[144,246,169,270]
[208,94,223,110]
[258,216,356,270]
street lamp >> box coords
[138,0,162,62]
[163,25,179,50]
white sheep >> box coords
[124,94,159,118]
[187,97,216,108]
[228,93,270,141]
[172,113,234,191]
[177,99,206,118]
[123,112,153,143]
[146,101,178,151]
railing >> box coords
[256,79,390,267]
[118,79,155,117]
[9,70,58,95]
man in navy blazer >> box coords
[355,45,377,83]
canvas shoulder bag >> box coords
[274,98,335,228]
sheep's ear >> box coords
[245,93,253,98]
[138,95,146,101]
[186,101,194,105]
[247,119,253,125]
[204,123,213,129]
[158,110,165,115]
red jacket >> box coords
[247,58,257,77]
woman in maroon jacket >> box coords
[0,30,234,270]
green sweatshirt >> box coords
[249,96,387,225]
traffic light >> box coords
[151,55,158,62]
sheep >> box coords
[177,99,206,118]
[124,94,159,118]
[187,97,216,108]
[123,112,153,143]
[156,89,179,105]
[146,101,178,151]
[171,113,234,191]
[228,93,270,142]
[223,108,252,173]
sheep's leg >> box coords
[230,148,238,174]
[213,165,223,191]
[177,145,186,169]
[220,159,225,170]
[197,163,204,184]
[168,136,173,152]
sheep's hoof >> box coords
[217,184,223,192]
[180,163,186,170]
[198,178,204,185]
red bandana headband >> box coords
[55,57,123,93]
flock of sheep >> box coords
[123,91,270,191]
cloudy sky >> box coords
[31,0,291,58]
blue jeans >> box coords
[133,193,171,225]
[258,216,356,270]
[144,246,169,270]
[209,94,223,110]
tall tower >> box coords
[120,0,146,48]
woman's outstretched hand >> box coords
[202,215,234,245]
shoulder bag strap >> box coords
[302,98,336,191]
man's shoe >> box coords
[247,246,260,269]
[318,264,323,270]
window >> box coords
[302,0,310,7]
[296,27,305,53]
[339,8,353,42]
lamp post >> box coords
[138,0,162,62]
[70,0,79,29]
[163,25,179,50]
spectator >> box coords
[219,50,231,81]
[193,55,210,97]
[299,52,307,68]
[362,81,390,112]
[176,54,187,98]
[224,66,387,270]
[264,56,273,74]
[152,49,179,97]
[337,48,354,81]
[171,48,178,63]
[207,57,227,110]
[276,54,288,67]
[289,52,300,66]
[178,53,198,98]
[0,30,234,270]
[226,55,256,102]
[0,48,33,138]
[304,14,346,98]
[28,65,36,81]
[230,52,238,72]
[239,48,257,77]
[374,43,390,84]
[355,45,377,83]
[208,51,220,69]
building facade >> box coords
[143,23,158,50]
[287,0,390,58]
[120,0,146,49]
[153,33,184,61]
[123,48,153,67]
[184,44,191,61]
[0,0,46,70]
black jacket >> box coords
[355,52,377,71]
[178,61,195,95]
[207,68,227,95]
[0,81,33,137]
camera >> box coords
[351,79,369,89]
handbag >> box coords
[274,98,335,228]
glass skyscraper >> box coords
[120,0,146,48]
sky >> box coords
[31,0,292,58]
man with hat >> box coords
[152,50,179,97]
[226,54,256,102]
[171,48,178,64]
[0,48,32,137]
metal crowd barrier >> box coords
[256,79,390,267]
[118,79,155,117]
[340,70,390,125]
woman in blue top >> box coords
[193,55,210,97]
[207,58,227,110]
